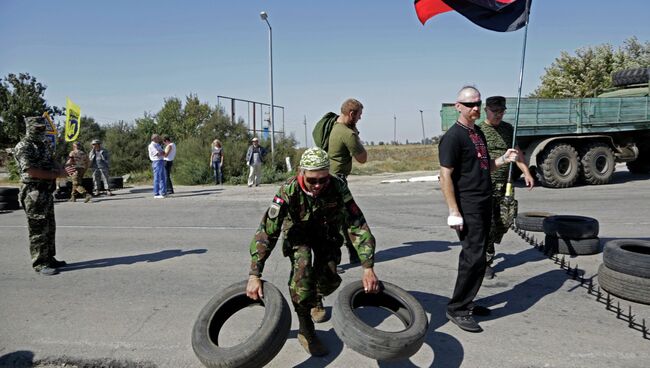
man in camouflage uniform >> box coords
[14,116,68,276]
[66,142,92,203]
[246,147,380,356]
[478,96,535,278]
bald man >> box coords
[438,86,518,332]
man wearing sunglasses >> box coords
[438,86,519,333]
[478,96,535,279]
[246,147,380,356]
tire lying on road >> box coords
[191,280,291,368]
[543,215,599,239]
[515,211,555,232]
[545,235,601,255]
[0,201,20,211]
[333,280,428,361]
[603,239,650,279]
[108,176,123,189]
[598,263,650,305]
[0,187,20,196]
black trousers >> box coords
[447,210,491,316]
[164,160,174,194]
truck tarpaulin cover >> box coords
[414,0,530,32]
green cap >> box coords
[300,147,330,170]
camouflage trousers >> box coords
[19,183,57,271]
[487,183,518,259]
[288,244,342,311]
[70,169,87,196]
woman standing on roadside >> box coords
[210,139,224,185]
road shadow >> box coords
[0,350,34,367]
[339,240,457,271]
[491,247,548,274]
[169,188,224,198]
[58,248,207,272]
[476,269,567,321]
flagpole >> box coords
[505,0,531,198]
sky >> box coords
[1,0,648,146]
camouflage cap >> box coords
[25,116,46,128]
[300,147,330,171]
[91,139,101,145]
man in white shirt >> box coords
[163,135,176,195]
[148,134,167,198]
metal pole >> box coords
[506,0,531,198]
[260,11,275,162]
[419,109,425,144]
[393,114,397,144]
[303,115,308,148]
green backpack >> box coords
[312,112,339,151]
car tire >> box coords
[543,215,599,239]
[602,239,650,279]
[191,280,291,368]
[332,280,428,361]
[515,211,555,232]
[598,263,650,305]
[545,235,601,255]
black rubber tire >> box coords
[109,176,123,189]
[538,143,580,188]
[0,195,19,202]
[515,211,555,232]
[191,280,291,368]
[545,235,601,255]
[543,215,599,239]
[0,201,20,211]
[611,67,649,87]
[0,187,20,196]
[580,143,615,185]
[603,239,650,279]
[332,280,428,361]
[598,263,650,305]
[82,177,97,192]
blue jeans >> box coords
[212,161,222,184]
[152,160,167,196]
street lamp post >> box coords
[260,11,275,161]
[419,109,426,144]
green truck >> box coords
[440,67,650,188]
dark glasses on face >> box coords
[305,176,330,185]
[488,108,505,114]
[458,101,482,108]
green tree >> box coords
[531,37,650,98]
[0,73,62,147]
[105,120,149,175]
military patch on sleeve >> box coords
[272,195,285,205]
[268,203,281,219]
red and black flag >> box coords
[414,0,531,32]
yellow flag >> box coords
[65,97,81,142]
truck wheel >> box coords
[333,280,428,361]
[538,143,580,188]
[598,263,650,305]
[611,67,649,87]
[191,280,291,368]
[581,143,615,185]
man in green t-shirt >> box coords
[327,98,368,265]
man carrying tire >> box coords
[246,147,380,356]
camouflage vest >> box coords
[478,120,514,183]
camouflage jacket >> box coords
[478,120,515,184]
[14,137,56,184]
[249,175,376,277]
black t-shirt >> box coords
[438,122,492,214]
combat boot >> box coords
[297,310,328,356]
[107,189,114,196]
[311,295,328,323]
[84,193,92,203]
[69,194,76,202]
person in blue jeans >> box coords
[210,139,224,185]
[148,134,167,198]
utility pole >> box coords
[393,114,397,144]
[419,109,426,144]
[303,115,308,148]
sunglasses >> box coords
[458,101,482,108]
[304,176,330,185]
[488,108,506,114]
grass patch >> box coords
[351,144,439,175]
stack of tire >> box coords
[0,187,20,211]
[542,215,601,255]
[599,239,650,305]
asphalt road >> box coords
[1,166,649,368]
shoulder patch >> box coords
[268,203,281,219]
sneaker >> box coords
[485,265,496,279]
[446,312,482,332]
[468,305,491,316]
[84,194,92,203]
[107,190,114,196]
[311,297,328,323]
[154,195,166,199]
[49,258,67,268]
[36,267,59,276]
